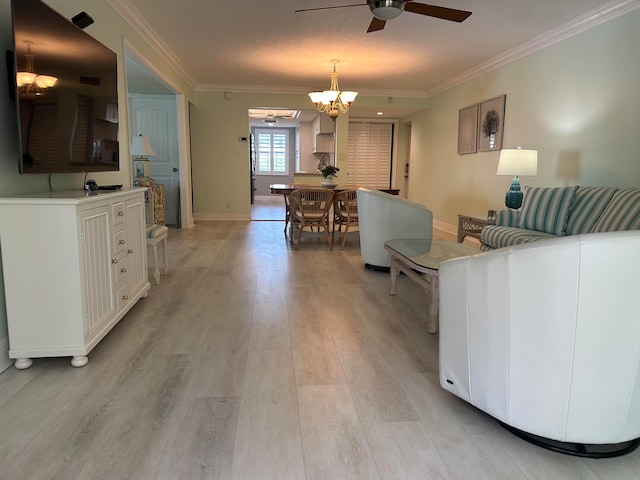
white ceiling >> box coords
[117,0,638,118]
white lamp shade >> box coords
[35,75,57,88]
[497,148,538,176]
[339,91,358,104]
[16,71,36,86]
[308,91,324,104]
[322,90,340,103]
[130,135,156,157]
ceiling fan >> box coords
[295,1,472,33]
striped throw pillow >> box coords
[517,186,578,235]
[591,188,640,232]
[565,187,617,235]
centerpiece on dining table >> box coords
[318,162,339,188]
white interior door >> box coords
[129,94,180,226]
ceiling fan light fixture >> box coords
[368,0,405,20]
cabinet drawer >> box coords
[112,201,126,226]
[113,229,126,255]
[116,282,132,311]
[113,255,128,284]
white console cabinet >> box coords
[0,189,150,368]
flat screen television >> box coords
[7,0,120,174]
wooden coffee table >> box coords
[384,239,477,333]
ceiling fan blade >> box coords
[295,3,365,13]
[367,17,386,32]
[404,2,472,22]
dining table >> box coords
[269,183,400,236]
[269,183,400,196]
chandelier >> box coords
[16,41,57,98]
[308,61,358,120]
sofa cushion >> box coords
[565,187,617,235]
[496,208,519,227]
[481,225,556,250]
[517,186,578,236]
[591,188,640,232]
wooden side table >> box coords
[457,214,496,243]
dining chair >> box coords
[289,188,335,250]
[282,183,307,236]
[332,190,359,249]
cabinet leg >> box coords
[14,358,33,370]
[71,356,88,368]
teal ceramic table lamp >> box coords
[497,147,538,209]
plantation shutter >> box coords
[27,103,57,170]
[255,128,289,174]
[347,122,393,188]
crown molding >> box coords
[427,0,640,97]
[196,84,309,94]
[196,83,428,98]
[106,0,197,90]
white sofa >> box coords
[356,188,433,269]
[439,230,640,457]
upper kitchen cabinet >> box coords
[312,114,335,153]
[313,114,335,135]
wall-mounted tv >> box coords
[8,0,120,174]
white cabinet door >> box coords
[124,195,147,296]
[80,204,116,339]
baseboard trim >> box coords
[433,219,481,249]
[433,219,457,238]
[254,195,282,203]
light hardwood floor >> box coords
[1,220,639,479]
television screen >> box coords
[10,0,119,174]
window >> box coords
[255,128,289,175]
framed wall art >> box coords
[478,95,506,152]
[457,103,478,155]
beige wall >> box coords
[190,92,426,219]
[406,9,640,227]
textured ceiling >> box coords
[114,0,637,97]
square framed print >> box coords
[457,104,478,155]
[478,95,506,152]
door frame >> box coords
[123,40,194,228]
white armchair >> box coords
[438,230,640,457]
[356,188,433,269]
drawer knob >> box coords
[117,211,125,216]
[111,259,118,264]
[119,239,126,245]
[121,295,129,300]
[120,268,127,273]
[127,249,134,254]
